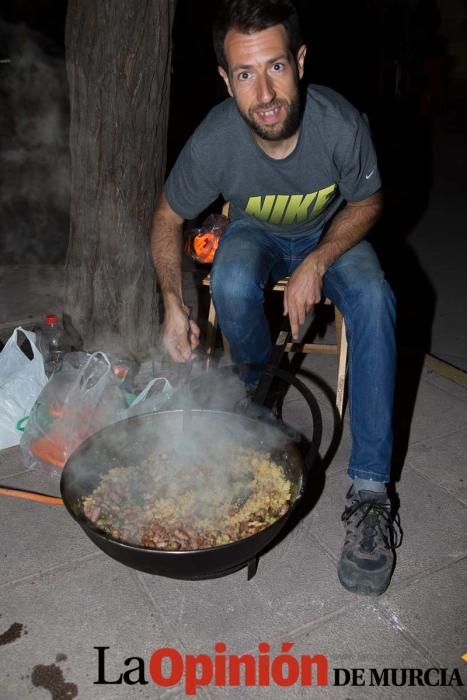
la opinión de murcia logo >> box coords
[94,644,464,695]
[95,644,328,694]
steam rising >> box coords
[66,367,302,515]
[0,20,70,263]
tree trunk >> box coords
[64,0,176,360]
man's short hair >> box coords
[213,0,303,72]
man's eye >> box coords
[238,71,250,81]
[272,63,284,72]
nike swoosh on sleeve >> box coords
[365,168,375,179]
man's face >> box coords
[218,24,306,143]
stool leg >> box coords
[221,334,232,364]
[335,309,348,419]
[206,298,232,367]
[206,298,218,369]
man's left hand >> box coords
[283,257,324,340]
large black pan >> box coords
[60,372,322,580]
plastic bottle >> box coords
[37,313,71,376]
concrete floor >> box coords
[0,99,466,699]
[0,350,465,699]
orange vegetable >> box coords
[31,429,90,468]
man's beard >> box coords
[239,90,302,142]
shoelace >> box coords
[343,500,403,552]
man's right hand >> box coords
[163,305,200,363]
[150,193,200,363]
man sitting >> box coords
[151,0,400,596]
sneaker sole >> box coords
[337,562,394,597]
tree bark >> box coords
[64,0,176,360]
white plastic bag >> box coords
[0,327,48,449]
[123,377,174,419]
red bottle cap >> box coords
[44,314,59,325]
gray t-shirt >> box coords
[164,84,381,237]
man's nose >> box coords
[256,72,275,104]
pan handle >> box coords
[0,486,64,505]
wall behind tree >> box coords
[440,0,467,79]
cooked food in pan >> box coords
[81,447,292,550]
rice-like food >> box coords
[81,446,292,550]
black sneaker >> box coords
[337,488,402,596]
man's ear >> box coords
[218,66,233,97]
[296,44,307,80]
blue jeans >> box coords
[210,219,396,483]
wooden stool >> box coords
[201,274,348,418]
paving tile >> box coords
[0,460,62,496]
[208,603,458,699]
[137,521,356,653]
[0,470,97,586]
[380,558,467,676]
[304,466,467,586]
[0,445,29,479]
[283,377,337,415]
[0,556,208,700]
[296,352,341,391]
[404,375,467,446]
[424,364,467,402]
[405,428,467,504]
